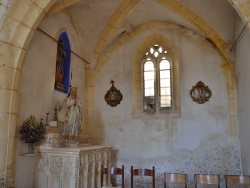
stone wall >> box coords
[116,134,241,187]
[89,28,242,187]
[15,10,86,188]
[235,19,250,174]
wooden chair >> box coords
[224,175,250,187]
[194,174,220,188]
[164,173,187,188]
[131,166,155,188]
[101,165,124,188]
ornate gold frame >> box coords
[190,81,212,104]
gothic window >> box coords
[143,44,172,112]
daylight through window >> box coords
[143,44,172,112]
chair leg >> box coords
[152,166,155,188]
[131,166,133,188]
[122,165,124,188]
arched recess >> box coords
[0,0,80,185]
[88,21,237,138]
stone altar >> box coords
[34,145,112,188]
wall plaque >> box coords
[104,80,123,107]
[190,81,212,104]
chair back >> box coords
[225,175,250,187]
[101,165,124,188]
[164,173,187,188]
[131,166,155,188]
[194,174,220,188]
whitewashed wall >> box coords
[89,30,241,187]
[15,11,86,188]
[13,1,243,187]
[235,21,250,174]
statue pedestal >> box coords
[41,132,91,148]
[40,121,91,148]
[34,145,112,188]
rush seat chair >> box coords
[131,166,155,188]
[101,165,124,188]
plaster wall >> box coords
[0,0,249,187]
[90,30,241,187]
[15,11,86,188]
[235,21,250,174]
[11,1,243,187]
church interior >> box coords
[1,0,250,187]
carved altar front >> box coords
[35,145,112,188]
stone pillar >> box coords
[0,1,54,186]
[0,63,22,187]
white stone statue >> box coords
[57,87,82,139]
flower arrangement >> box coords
[19,115,46,144]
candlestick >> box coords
[46,112,49,126]
[54,108,58,121]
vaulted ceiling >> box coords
[48,0,238,67]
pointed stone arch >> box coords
[93,0,233,64]
[0,0,249,185]
[93,0,140,60]
[89,21,237,136]
[0,0,80,184]
[0,1,55,184]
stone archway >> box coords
[0,0,250,186]
[88,21,238,137]
[0,0,80,185]
[91,0,241,138]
